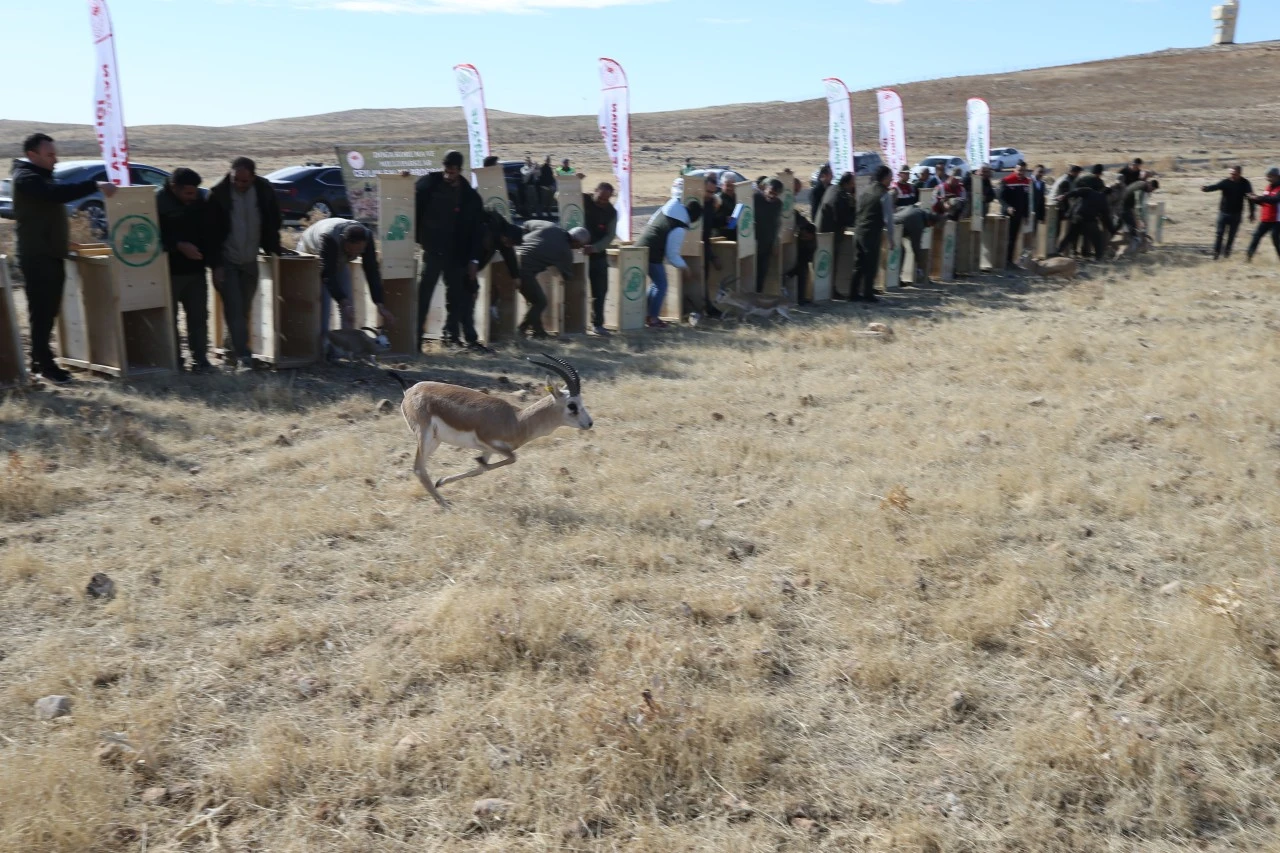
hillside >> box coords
[4,40,1279,164]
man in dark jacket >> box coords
[415,150,490,352]
[514,221,589,337]
[1118,158,1144,186]
[537,156,557,218]
[206,156,283,370]
[811,164,833,219]
[817,171,855,298]
[1061,183,1111,259]
[295,217,395,355]
[1118,179,1158,238]
[156,167,213,373]
[963,165,997,218]
[11,133,115,383]
[1202,166,1255,259]
[850,165,896,303]
[582,182,618,335]
[753,179,784,292]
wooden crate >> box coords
[249,254,322,367]
[882,224,905,290]
[1148,201,1165,244]
[475,165,511,221]
[0,257,27,388]
[516,261,587,336]
[679,174,704,257]
[604,246,647,331]
[812,232,834,302]
[833,230,855,299]
[57,187,177,378]
[940,220,958,282]
[1039,208,1060,258]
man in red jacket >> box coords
[1000,161,1033,266]
[1246,167,1280,263]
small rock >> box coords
[789,816,821,834]
[697,518,716,530]
[780,579,797,595]
[393,733,424,765]
[274,434,293,447]
[166,782,198,804]
[1028,396,1047,407]
[188,466,202,475]
[472,798,514,820]
[734,498,751,507]
[141,786,168,806]
[711,412,725,421]
[296,676,322,698]
[943,792,967,819]
[947,690,971,719]
[86,573,115,600]
[149,515,163,525]
[35,695,72,720]
[497,376,510,384]
[1160,580,1182,595]
[376,399,395,414]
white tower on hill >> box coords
[1212,1,1240,45]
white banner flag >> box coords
[453,63,490,180]
[87,0,130,186]
[877,88,907,174]
[966,97,990,173]
[597,57,631,242]
[823,78,855,178]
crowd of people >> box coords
[8,129,1280,385]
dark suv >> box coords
[500,160,559,222]
[1,160,171,238]
[266,164,352,222]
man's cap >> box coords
[568,227,591,244]
[1069,164,1083,173]
[1267,167,1280,179]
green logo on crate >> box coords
[815,249,832,279]
[782,192,794,220]
[623,266,645,301]
[486,195,510,219]
[888,247,902,272]
[562,203,584,230]
[944,233,956,257]
[739,206,754,239]
[386,214,410,241]
[109,215,161,268]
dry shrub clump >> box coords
[0,173,1279,852]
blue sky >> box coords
[2,0,1275,127]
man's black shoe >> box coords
[467,342,495,354]
[40,366,73,385]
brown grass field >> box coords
[3,42,1280,852]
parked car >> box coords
[988,147,1026,171]
[685,167,750,189]
[807,151,888,191]
[0,160,171,238]
[266,163,352,222]
[499,160,560,222]
[910,155,970,182]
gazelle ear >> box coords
[545,382,556,395]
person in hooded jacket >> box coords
[637,198,702,328]
[11,133,116,383]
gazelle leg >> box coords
[435,449,517,488]
[412,428,447,507]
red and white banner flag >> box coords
[966,98,990,173]
[87,0,130,186]
[453,63,490,179]
[597,57,631,241]
[822,78,854,179]
[877,88,907,174]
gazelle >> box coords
[386,355,593,507]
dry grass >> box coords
[1,171,1279,852]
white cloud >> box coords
[289,0,667,12]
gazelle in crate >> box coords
[387,355,593,507]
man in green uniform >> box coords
[849,165,895,303]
